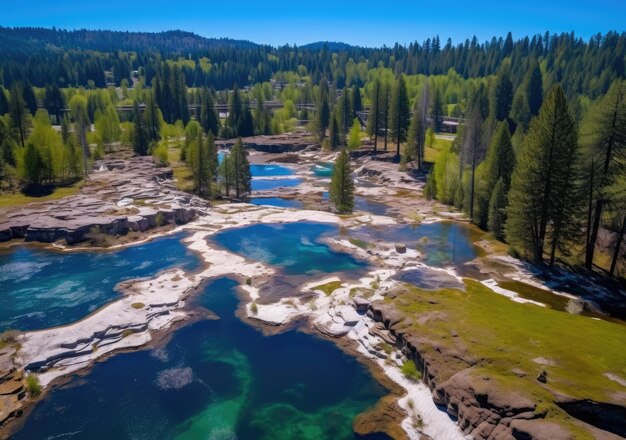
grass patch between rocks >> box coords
[312,281,343,296]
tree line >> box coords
[1,27,624,101]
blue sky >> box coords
[2,0,624,47]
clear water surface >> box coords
[212,222,366,276]
[0,232,200,332]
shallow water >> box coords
[12,278,387,440]
[251,177,302,191]
[249,197,304,209]
[250,163,294,177]
[321,192,388,216]
[218,150,302,191]
[0,232,200,332]
[351,222,478,267]
[311,162,334,177]
[212,222,366,275]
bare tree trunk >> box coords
[610,213,626,276]
[235,154,240,199]
[584,160,595,268]
[586,100,619,269]
[469,145,477,221]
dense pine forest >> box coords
[0,26,624,277]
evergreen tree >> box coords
[252,94,271,135]
[207,132,219,195]
[510,88,532,132]
[219,153,234,197]
[227,85,243,137]
[352,85,362,114]
[144,93,162,143]
[187,129,209,196]
[336,89,350,145]
[230,138,251,200]
[580,79,626,269]
[21,81,38,115]
[0,118,15,167]
[132,100,149,156]
[406,105,425,167]
[366,78,382,153]
[328,113,340,150]
[488,178,508,240]
[389,75,410,158]
[44,84,66,124]
[506,85,580,265]
[200,88,220,136]
[460,107,484,222]
[9,85,31,147]
[526,60,544,116]
[477,122,515,228]
[490,65,513,121]
[431,87,444,133]
[316,78,330,141]
[237,99,254,137]
[381,80,390,150]
[329,149,355,214]
[0,86,8,115]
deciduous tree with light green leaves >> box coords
[347,118,361,150]
[95,105,121,153]
[329,149,354,214]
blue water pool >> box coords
[212,222,366,276]
[252,177,302,191]
[311,162,334,177]
[351,222,478,267]
[0,232,200,332]
[249,197,304,209]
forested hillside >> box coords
[0,27,624,98]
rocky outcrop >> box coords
[0,353,24,431]
[355,158,423,188]
[0,154,208,245]
[353,395,409,439]
[367,301,589,440]
[217,133,316,153]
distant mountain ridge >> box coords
[300,41,360,50]
[0,26,262,53]
[0,27,368,53]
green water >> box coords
[12,278,388,440]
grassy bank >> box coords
[0,181,83,209]
[389,280,626,437]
